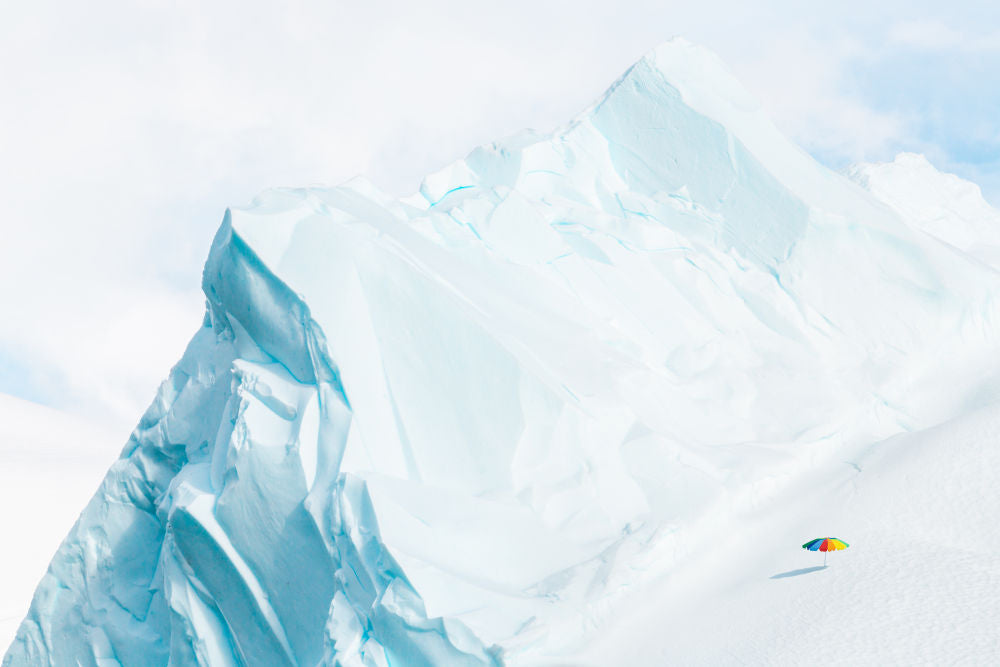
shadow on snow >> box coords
[770,566,828,579]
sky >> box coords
[2,0,1000,437]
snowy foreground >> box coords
[6,39,1000,665]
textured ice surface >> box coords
[0,394,122,651]
[6,39,1000,665]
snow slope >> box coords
[560,154,1000,666]
[6,38,1000,665]
[559,397,1000,665]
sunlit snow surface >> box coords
[7,39,1000,665]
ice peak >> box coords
[641,37,761,114]
[9,38,1000,667]
[892,151,934,168]
[845,152,1000,258]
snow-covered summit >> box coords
[6,40,1000,666]
[845,152,1000,262]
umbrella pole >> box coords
[824,551,827,566]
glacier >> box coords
[6,38,1000,665]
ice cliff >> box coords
[6,39,1000,666]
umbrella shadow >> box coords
[770,565,827,579]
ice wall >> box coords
[7,39,1000,666]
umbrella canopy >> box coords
[802,537,849,552]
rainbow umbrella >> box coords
[802,537,849,566]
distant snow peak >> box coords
[845,152,1000,262]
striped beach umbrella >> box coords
[802,537,849,565]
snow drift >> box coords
[6,38,1000,665]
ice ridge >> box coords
[7,38,1000,666]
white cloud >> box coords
[887,19,1000,53]
[2,0,999,433]
[726,31,907,164]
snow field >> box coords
[563,401,1000,665]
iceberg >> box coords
[6,38,1000,665]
